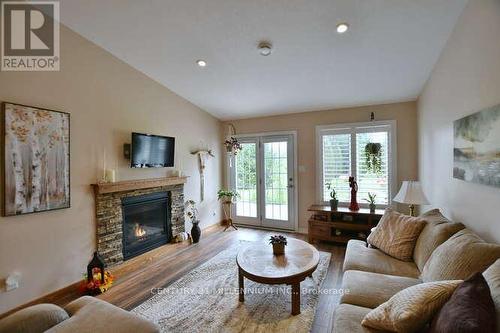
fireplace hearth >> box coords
[122,191,171,260]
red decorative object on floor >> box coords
[349,176,360,211]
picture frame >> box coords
[2,102,70,216]
[453,103,500,188]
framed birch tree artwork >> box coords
[2,102,70,216]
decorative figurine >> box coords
[349,176,360,211]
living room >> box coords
[0,0,499,332]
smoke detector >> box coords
[258,42,273,56]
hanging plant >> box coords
[364,142,382,174]
[224,137,242,155]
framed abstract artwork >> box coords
[453,103,500,188]
[2,102,70,216]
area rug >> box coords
[132,242,331,332]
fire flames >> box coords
[134,223,146,237]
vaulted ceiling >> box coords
[59,0,467,120]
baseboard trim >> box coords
[233,223,307,235]
[0,280,82,320]
[297,227,309,235]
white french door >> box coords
[229,133,296,231]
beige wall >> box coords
[418,0,500,242]
[0,26,223,313]
[224,102,418,232]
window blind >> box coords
[356,132,389,205]
[322,133,351,202]
[318,123,393,206]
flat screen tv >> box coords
[131,132,175,168]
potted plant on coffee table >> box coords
[326,182,338,211]
[364,192,377,213]
[269,235,287,255]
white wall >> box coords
[418,0,500,242]
[0,25,222,314]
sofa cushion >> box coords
[414,209,465,271]
[344,240,420,278]
[341,270,421,309]
[333,304,382,333]
[428,273,496,333]
[483,260,500,330]
[0,304,69,333]
[367,209,427,261]
[361,280,462,333]
[46,296,159,333]
[421,229,500,282]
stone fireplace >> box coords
[93,177,187,266]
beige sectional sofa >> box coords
[0,296,159,333]
[333,209,500,333]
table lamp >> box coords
[393,181,429,216]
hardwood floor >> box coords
[2,225,346,332]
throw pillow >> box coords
[361,280,461,333]
[367,208,427,261]
[421,228,500,282]
[483,260,500,330]
[429,272,496,333]
[413,209,464,270]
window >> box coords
[235,141,258,218]
[316,121,396,207]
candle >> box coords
[105,169,116,183]
[103,149,106,181]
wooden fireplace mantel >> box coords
[92,176,188,195]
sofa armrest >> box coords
[47,296,159,333]
[0,304,69,333]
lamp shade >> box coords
[393,181,429,205]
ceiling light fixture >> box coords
[196,60,207,67]
[336,23,349,34]
[258,42,273,56]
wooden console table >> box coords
[308,205,384,244]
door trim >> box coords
[226,130,298,232]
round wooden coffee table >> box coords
[236,238,320,315]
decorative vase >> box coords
[330,199,339,211]
[272,243,285,255]
[369,204,376,214]
[191,221,201,243]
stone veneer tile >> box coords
[95,184,185,266]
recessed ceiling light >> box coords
[336,23,349,34]
[196,60,207,67]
